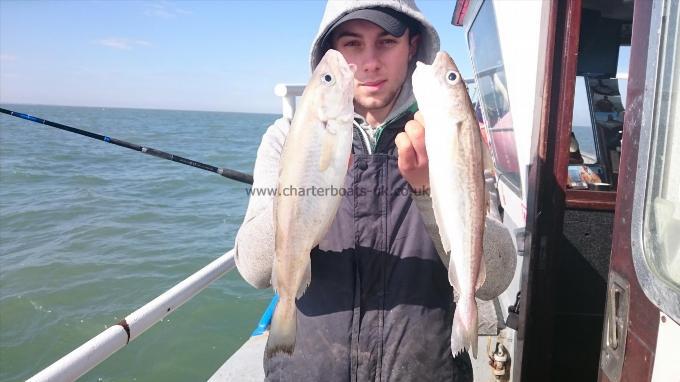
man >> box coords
[235,1,500,380]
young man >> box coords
[235,1,490,380]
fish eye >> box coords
[321,73,335,86]
[446,70,459,84]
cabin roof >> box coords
[452,0,470,27]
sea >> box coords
[571,125,598,162]
[0,104,277,381]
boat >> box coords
[25,0,679,380]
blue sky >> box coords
[0,1,471,114]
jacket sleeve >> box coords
[234,118,290,289]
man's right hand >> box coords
[395,111,430,194]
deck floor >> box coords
[208,334,266,381]
[208,329,513,381]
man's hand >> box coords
[395,111,430,194]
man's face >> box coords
[331,19,419,117]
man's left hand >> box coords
[395,111,430,194]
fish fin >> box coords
[431,189,452,255]
[475,254,487,292]
[265,297,297,358]
[271,268,278,294]
[448,255,461,292]
[470,309,479,359]
[440,228,452,256]
[451,294,478,359]
[319,124,337,172]
[296,260,312,299]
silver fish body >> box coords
[412,51,487,359]
[265,49,355,358]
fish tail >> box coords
[451,295,478,359]
[265,297,296,358]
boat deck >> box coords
[208,334,267,381]
[209,312,511,382]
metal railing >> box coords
[27,249,236,382]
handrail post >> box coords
[274,84,306,120]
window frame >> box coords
[631,0,680,323]
[466,0,522,195]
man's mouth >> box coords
[360,80,387,90]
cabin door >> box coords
[599,0,680,381]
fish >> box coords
[265,49,356,358]
[412,51,487,359]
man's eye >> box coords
[380,39,397,46]
[344,41,361,47]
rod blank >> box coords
[0,107,254,185]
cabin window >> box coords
[467,0,521,193]
[567,45,630,191]
[640,0,680,291]
[571,77,599,166]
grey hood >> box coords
[310,0,440,123]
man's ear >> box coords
[409,33,421,61]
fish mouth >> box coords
[432,51,459,72]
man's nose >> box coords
[360,47,381,73]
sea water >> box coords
[0,104,276,381]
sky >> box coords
[0,0,472,114]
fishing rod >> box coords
[0,107,254,185]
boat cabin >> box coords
[452,0,679,380]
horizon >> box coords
[0,1,472,115]
[0,101,281,116]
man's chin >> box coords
[355,97,391,112]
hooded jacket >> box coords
[310,0,440,127]
[234,1,475,380]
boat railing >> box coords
[27,249,237,382]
